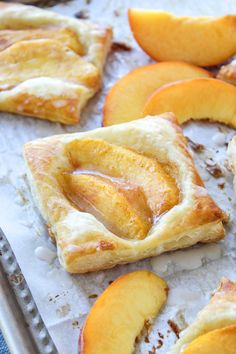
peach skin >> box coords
[103,62,210,126]
[128,9,236,66]
[78,271,168,354]
[143,78,236,128]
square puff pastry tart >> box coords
[24,113,226,273]
[168,278,236,353]
[0,2,112,124]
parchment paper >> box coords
[1,1,236,353]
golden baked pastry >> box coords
[168,278,236,353]
[24,113,226,273]
[217,59,236,86]
[0,2,112,124]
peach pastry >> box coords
[0,2,112,124]
[129,9,236,67]
[24,113,226,273]
[168,278,236,354]
[79,271,168,354]
[217,58,236,86]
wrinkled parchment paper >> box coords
[1,0,236,353]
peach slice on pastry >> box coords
[0,27,84,54]
[143,78,236,128]
[61,173,152,240]
[128,9,236,66]
[0,39,99,91]
[103,62,211,126]
[65,138,179,216]
[168,278,236,354]
[24,114,225,273]
[79,271,168,354]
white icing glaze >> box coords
[0,77,88,99]
[151,254,170,273]
[151,244,222,274]
[212,132,226,146]
[173,249,203,271]
[34,246,56,263]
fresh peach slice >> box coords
[103,62,210,126]
[128,9,236,66]
[62,173,152,240]
[66,138,179,216]
[182,325,236,354]
[78,271,168,354]
[143,78,236,128]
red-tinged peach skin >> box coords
[103,62,210,126]
[143,78,236,128]
[78,271,168,354]
[128,9,236,66]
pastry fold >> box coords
[168,278,236,353]
[24,113,226,273]
[0,2,112,123]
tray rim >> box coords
[0,228,58,354]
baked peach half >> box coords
[143,78,236,128]
[62,173,152,240]
[128,9,236,66]
[78,271,168,354]
[103,62,210,126]
[182,325,236,354]
[66,138,179,218]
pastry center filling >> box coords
[0,27,84,55]
[0,28,97,91]
[61,138,179,240]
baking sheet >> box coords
[0,229,58,354]
[0,0,236,353]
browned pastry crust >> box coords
[0,2,112,123]
[24,113,226,273]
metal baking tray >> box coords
[1,1,236,353]
[0,228,58,354]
